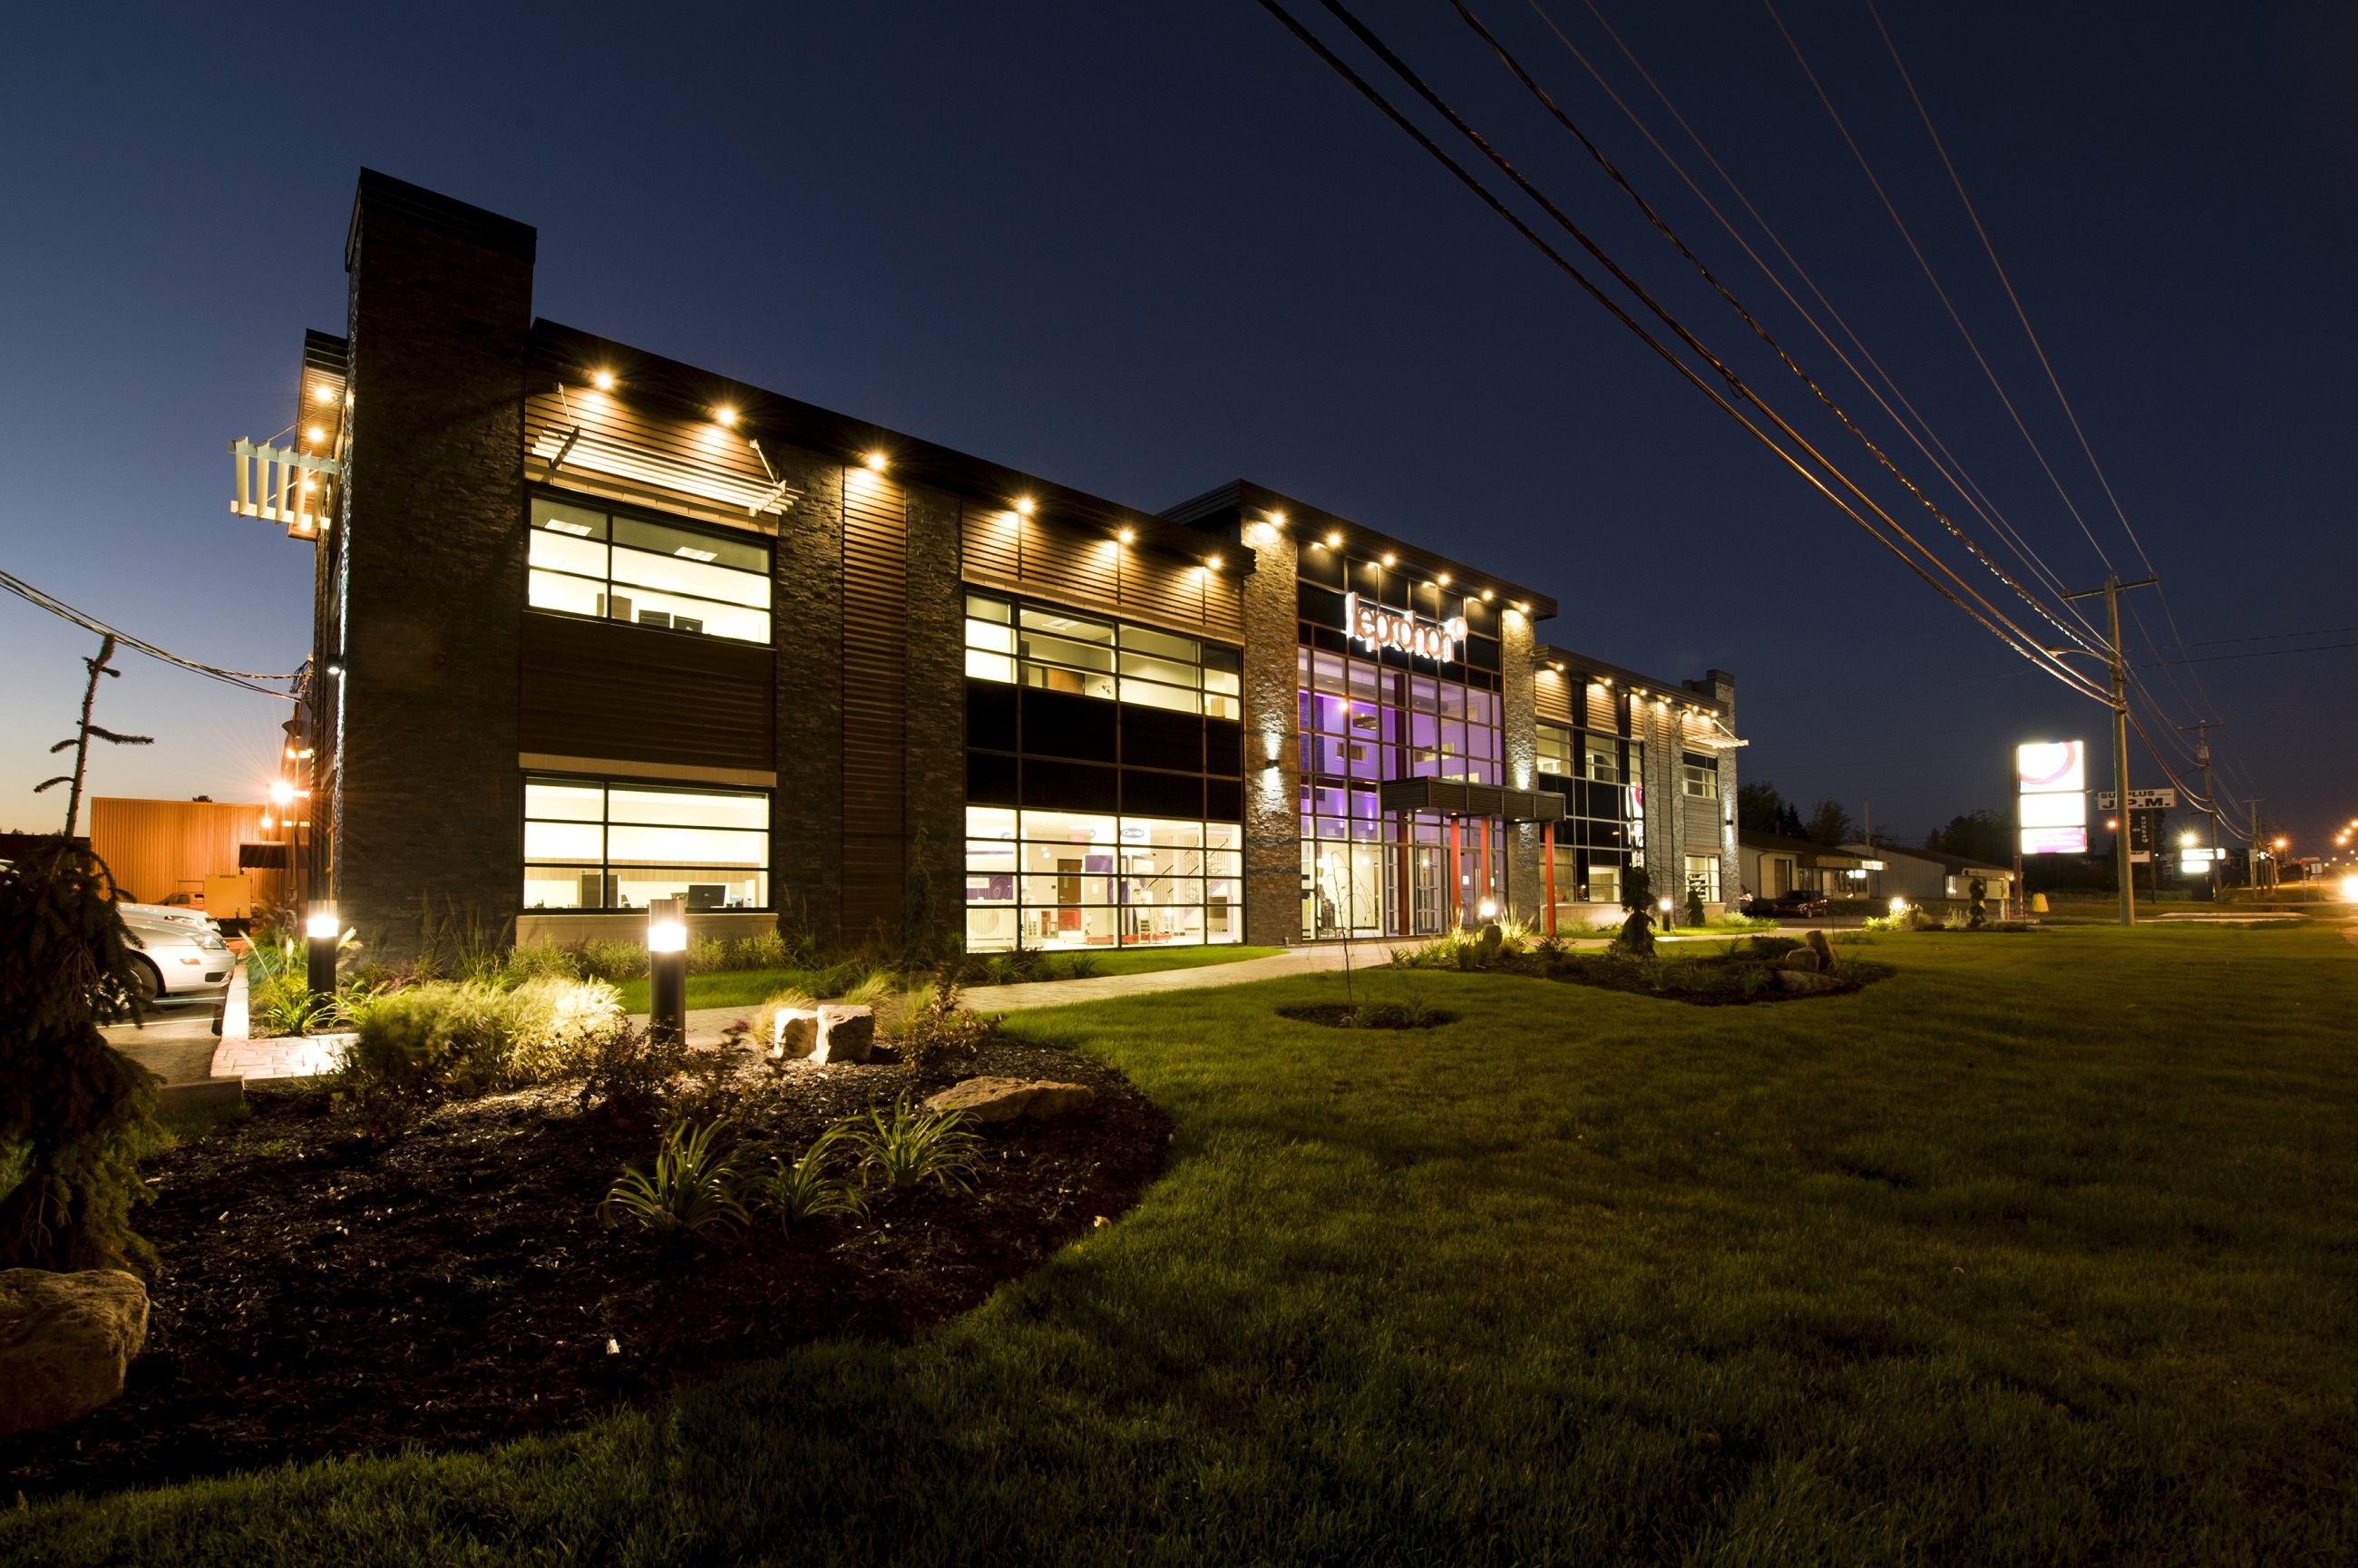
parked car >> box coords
[1759,888,1829,919]
[121,913,235,1001]
[120,900,219,936]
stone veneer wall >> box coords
[331,180,533,962]
[902,487,967,948]
[1501,609,1542,923]
[771,458,847,944]
[1239,517,1301,947]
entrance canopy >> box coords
[1377,778,1564,823]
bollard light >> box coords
[648,898,687,1046]
[305,901,339,998]
[1477,898,1498,920]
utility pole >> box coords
[2065,573,2158,927]
[2178,720,2221,901]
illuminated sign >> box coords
[1343,592,1468,663]
[2016,740,2087,855]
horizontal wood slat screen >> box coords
[842,471,907,937]
[1533,670,1575,726]
[1586,684,1622,734]
[960,506,1245,647]
[520,614,775,771]
[522,391,794,533]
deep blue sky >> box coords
[3,2,2351,855]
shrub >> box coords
[750,1125,865,1226]
[1061,953,1102,979]
[687,935,730,976]
[1614,908,1657,958]
[0,837,161,1271]
[502,940,582,982]
[579,1022,690,1126]
[852,1096,979,1193]
[731,929,793,970]
[247,966,355,1038]
[599,1118,747,1233]
[334,976,623,1135]
[577,940,647,982]
[841,969,898,1008]
[896,978,997,1074]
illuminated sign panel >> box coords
[1343,592,1468,664]
[2016,740,2087,855]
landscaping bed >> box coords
[1532,937,1891,1006]
[1274,1000,1455,1029]
[0,1040,1167,1498]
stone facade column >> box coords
[903,485,967,952]
[773,459,846,944]
[330,172,534,963]
[1239,516,1301,947]
[1500,609,1541,924]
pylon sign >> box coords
[2018,741,2088,854]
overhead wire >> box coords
[1270,0,2115,704]
[1260,0,2113,704]
[1530,0,2107,651]
[0,567,299,700]
[1447,0,2100,663]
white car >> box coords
[120,901,219,936]
[121,914,235,1001]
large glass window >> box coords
[524,776,769,910]
[965,593,1241,719]
[1681,752,1720,800]
[530,494,773,644]
[964,805,1242,951]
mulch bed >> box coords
[0,1041,1167,1498]
[1528,945,1888,1007]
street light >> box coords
[305,901,339,998]
[648,898,687,1046]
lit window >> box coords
[963,805,1241,953]
[523,776,769,911]
[528,494,772,644]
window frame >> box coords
[522,772,774,911]
[527,488,775,646]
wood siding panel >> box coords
[521,388,790,536]
[842,472,907,938]
[962,504,1245,650]
[520,614,775,771]
[1533,669,1576,726]
[1585,684,1621,734]
[961,503,1021,586]
[90,798,271,906]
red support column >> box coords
[1543,820,1556,935]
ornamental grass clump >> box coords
[751,1125,865,1227]
[334,976,625,1135]
[0,837,161,1272]
[599,1117,748,1234]
[896,978,997,1074]
[851,1096,979,1194]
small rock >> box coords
[1776,968,1845,994]
[924,1076,1096,1123]
[812,1005,874,1065]
[0,1269,149,1438]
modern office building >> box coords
[258,171,1740,959]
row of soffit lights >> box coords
[585,367,1226,574]
[1280,509,1525,614]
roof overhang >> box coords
[1379,777,1564,823]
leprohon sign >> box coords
[2017,740,2087,854]
[1343,592,1468,663]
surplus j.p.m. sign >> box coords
[1343,592,1468,663]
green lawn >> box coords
[611,946,1284,1013]
[14,925,2357,1562]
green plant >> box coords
[333,976,623,1135]
[599,1118,748,1233]
[0,836,161,1271]
[687,935,730,976]
[1614,907,1656,958]
[246,965,356,1038]
[897,977,998,1074]
[850,1096,979,1193]
[731,930,793,970]
[502,940,582,983]
[1062,953,1102,980]
[841,969,899,1008]
[1685,881,1707,929]
[579,1022,692,1125]
[578,940,648,982]
[752,1125,866,1226]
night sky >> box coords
[3,2,2351,859]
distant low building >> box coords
[1839,842,2012,908]
[1739,831,1871,902]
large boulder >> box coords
[772,1007,820,1059]
[0,1268,150,1437]
[812,1005,874,1065]
[1776,968,1845,995]
[924,1076,1096,1124]
[1778,948,1823,973]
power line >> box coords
[0,567,299,699]
[1531,0,2108,653]
[1449,0,2100,662]
[1257,0,2115,706]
